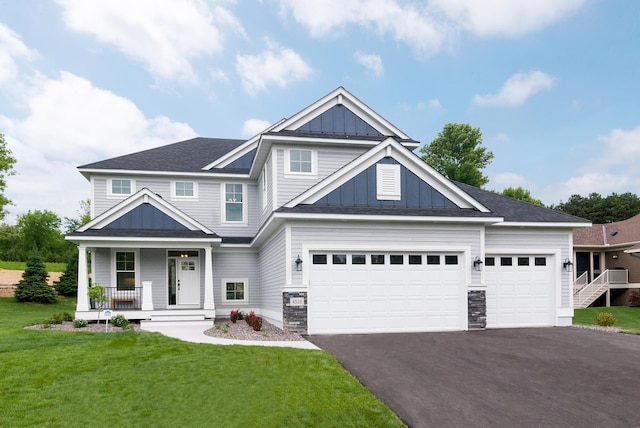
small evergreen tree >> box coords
[14,254,57,303]
[54,251,79,296]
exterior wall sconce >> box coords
[612,253,619,259]
[473,256,483,271]
[295,255,303,271]
[563,258,574,272]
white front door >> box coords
[168,255,200,306]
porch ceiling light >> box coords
[473,256,483,271]
[563,258,574,272]
[295,255,303,271]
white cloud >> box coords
[1,71,196,222]
[492,132,511,144]
[473,71,556,107]
[0,23,37,85]
[242,119,271,137]
[279,0,586,57]
[354,52,384,78]
[490,172,528,190]
[429,0,586,37]
[55,0,245,82]
[235,40,312,94]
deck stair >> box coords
[574,269,628,308]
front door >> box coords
[168,252,200,306]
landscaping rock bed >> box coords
[204,318,305,341]
[24,321,141,332]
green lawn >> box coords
[574,306,640,334]
[0,298,404,427]
[0,260,66,272]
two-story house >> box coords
[67,87,589,335]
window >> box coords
[174,181,196,198]
[288,149,313,173]
[500,257,513,266]
[535,257,547,266]
[333,254,347,265]
[261,167,268,210]
[371,254,385,265]
[485,257,495,266]
[518,257,530,266]
[426,255,440,265]
[224,183,244,222]
[376,163,401,200]
[408,255,422,265]
[313,254,327,264]
[110,179,133,196]
[223,279,247,302]
[352,254,366,264]
[445,255,458,265]
[390,255,404,265]
[115,251,135,290]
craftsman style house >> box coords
[67,87,589,334]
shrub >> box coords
[245,311,256,326]
[230,310,239,323]
[14,254,57,304]
[111,314,129,328]
[73,319,87,328]
[596,312,616,327]
[628,289,640,307]
[47,312,73,325]
[244,311,263,331]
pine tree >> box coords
[14,254,57,303]
[54,251,79,296]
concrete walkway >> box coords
[141,324,320,350]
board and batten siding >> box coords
[212,250,260,309]
[258,227,286,325]
[275,145,367,207]
[289,223,483,286]
[484,227,574,307]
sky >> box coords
[1,0,639,225]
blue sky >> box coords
[1,0,639,224]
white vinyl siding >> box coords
[212,251,259,308]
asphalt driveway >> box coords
[307,327,640,428]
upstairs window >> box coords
[110,179,133,196]
[174,181,196,198]
[286,149,316,177]
[224,183,245,223]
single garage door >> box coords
[485,255,555,328]
[308,252,465,334]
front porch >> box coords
[573,269,640,308]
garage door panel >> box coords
[309,251,465,334]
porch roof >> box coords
[67,228,219,239]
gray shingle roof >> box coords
[453,182,589,223]
[276,205,498,218]
[79,137,248,174]
[67,229,218,239]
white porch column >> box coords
[141,281,154,310]
[76,246,90,311]
[203,246,215,310]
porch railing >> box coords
[574,269,628,308]
[91,287,142,310]
[573,271,588,293]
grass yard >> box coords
[0,298,404,427]
[0,260,66,272]
[574,306,640,334]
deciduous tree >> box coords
[0,133,17,219]
[420,123,494,187]
[500,186,545,207]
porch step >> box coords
[141,314,213,328]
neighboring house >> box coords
[572,213,640,308]
[67,87,590,334]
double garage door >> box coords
[308,251,465,334]
[485,254,555,328]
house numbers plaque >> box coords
[289,297,305,306]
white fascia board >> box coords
[79,188,214,234]
[492,222,593,228]
[259,133,382,147]
[65,237,222,247]
[202,118,287,170]
[284,138,489,212]
[78,168,250,180]
[274,211,504,225]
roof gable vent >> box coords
[376,163,401,201]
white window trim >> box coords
[285,148,317,179]
[171,180,198,200]
[111,249,139,290]
[107,178,135,198]
[376,163,401,201]
[221,278,248,303]
[221,182,248,225]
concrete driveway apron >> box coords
[308,327,640,428]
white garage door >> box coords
[485,255,555,328]
[308,252,465,334]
